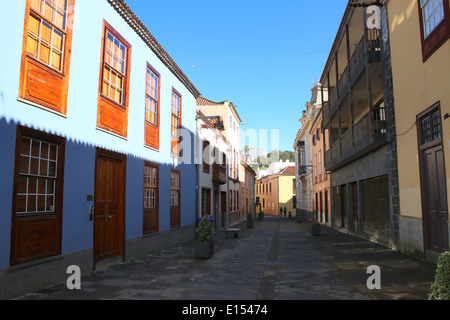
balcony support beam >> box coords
[349,88,355,148]
[365,61,374,137]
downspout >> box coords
[195,118,200,228]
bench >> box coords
[225,228,240,239]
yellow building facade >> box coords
[278,167,296,218]
[387,0,450,261]
[256,167,296,217]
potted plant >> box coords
[247,213,254,229]
[258,211,264,221]
[428,251,450,300]
[311,210,320,236]
[195,217,214,259]
[311,220,321,236]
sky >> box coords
[126,0,349,153]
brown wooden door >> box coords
[418,105,449,254]
[421,145,449,253]
[221,191,227,228]
[143,162,159,235]
[352,183,358,233]
[170,169,181,228]
[94,149,126,264]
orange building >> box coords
[256,167,296,217]
[256,175,279,216]
[310,107,331,225]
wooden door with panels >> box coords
[94,149,126,265]
[418,104,449,253]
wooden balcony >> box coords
[322,27,385,172]
[212,163,226,185]
[323,30,381,127]
[324,112,386,171]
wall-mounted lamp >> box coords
[195,115,224,130]
[444,113,450,120]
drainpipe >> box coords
[226,163,230,228]
[195,119,200,228]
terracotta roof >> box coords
[197,97,226,106]
[107,0,201,98]
[279,166,296,175]
[197,97,242,124]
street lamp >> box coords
[195,115,224,130]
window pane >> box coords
[28,176,37,194]
[432,111,441,140]
[37,178,46,194]
[116,73,123,89]
[41,21,53,44]
[51,49,62,70]
[28,195,37,212]
[43,0,56,22]
[30,158,39,175]
[31,139,40,157]
[48,161,57,177]
[31,0,43,12]
[39,42,51,65]
[146,70,158,100]
[115,88,122,104]
[39,159,48,176]
[37,195,46,212]
[145,97,157,125]
[46,195,54,211]
[47,179,55,194]
[55,0,67,30]
[28,14,40,36]
[105,48,113,67]
[421,116,431,144]
[49,145,58,161]
[103,66,111,82]
[17,195,27,213]
[52,30,63,51]
[21,138,31,156]
[17,177,28,197]
[119,44,126,74]
[40,143,49,159]
[19,156,30,174]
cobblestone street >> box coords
[17,216,436,301]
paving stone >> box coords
[16,216,436,301]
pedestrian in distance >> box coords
[280,207,283,217]
[283,207,287,218]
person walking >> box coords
[283,207,287,218]
[279,207,283,217]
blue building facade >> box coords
[0,0,200,299]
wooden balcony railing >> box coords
[325,112,386,171]
[212,163,226,185]
[326,29,381,123]
[341,128,353,155]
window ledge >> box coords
[96,127,128,141]
[143,144,160,152]
[17,97,68,119]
